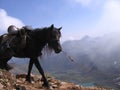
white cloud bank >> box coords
[0,9,24,35]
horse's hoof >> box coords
[26,76,31,83]
[42,82,50,89]
[26,78,32,83]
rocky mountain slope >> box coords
[0,69,107,90]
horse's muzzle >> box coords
[55,48,62,53]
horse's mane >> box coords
[26,27,53,56]
[32,27,50,32]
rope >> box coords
[61,50,95,73]
[62,50,76,62]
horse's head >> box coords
[47,24,62,53]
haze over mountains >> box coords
[10,32,120,90]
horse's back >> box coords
[0,34,10,44]
[0,34,5,43]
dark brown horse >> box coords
[0,24,62,88]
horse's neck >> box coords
[31,29,48,47]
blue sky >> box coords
[0,0,120,42]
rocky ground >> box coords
[0,69,109,90]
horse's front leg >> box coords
[26,58,34,83]
[34,58,49,88]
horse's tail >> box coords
[0,57,13,71]
[0,56,14,70]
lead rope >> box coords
[61,50,94,74]
[62,50,76,62]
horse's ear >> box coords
[58,27,62,30]
[51,24,54,29]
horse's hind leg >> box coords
[33,58,49,88]
[0,57,12,70]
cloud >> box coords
[77,0,120,37]
[63,0,120,42]
[94,0,120,34]
[0,9,24,34]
